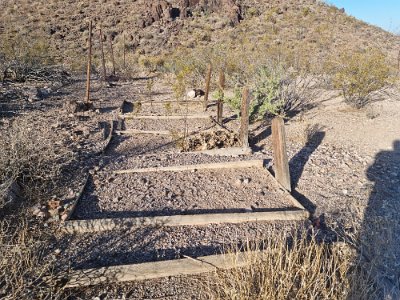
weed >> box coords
[203,229,379,300]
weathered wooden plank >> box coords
[102,120,114,154]
[239,87,250,147]
[120,114,211,120]
[64,250,266,287]
[138,100,209,105]
[263,167,305,210]
[271,117,291,192]
[194,147,252,156]
[116,129,171,135]
[63,210,308,234]
[65,174,90,221]
[114,160,264,175]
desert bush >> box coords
[204,230,378,300]
[0,33,59,82]
[226,64,316,121]
[333,49,391,108]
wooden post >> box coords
[217,69,225,123]
[99,27,107,82]
[239,87,250,148]
[271,117,291,191]
[203,63,212,111]
[109,35,116,76]
[123,33,126,69]
[397,49,400,76]
[85,20,92,103]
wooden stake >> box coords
[203,63,212,111]
[109,35,116,76]
[271,117,291,192]
[85,20,92,103]
[397,49,400,76]
[239,87,250,147]
[123,33,126,69]
[217,101,223,123]
[217,69,225,123]
[99,27,107,82]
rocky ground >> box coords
[1,73,399,298]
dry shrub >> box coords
[204,230,379,300]
[0,217,64,299]
[0,115,74,209]
[333,49,391,108]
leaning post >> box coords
[239,87,250,148]
[85,20,92,103]
[271,116,291,192]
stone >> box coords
[37,211,48,218]
[187,90,196,99]
[48,199,61,210]
[234,178,243,187]
[61,213,68,221]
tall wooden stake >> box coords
[123,33,126,69]
[217,69,225,123]
[109,35,116,76]
[239,87,250,148]
[99,27,107,82]
[203,63,212,111]
[85,20,92,103]
[397,49,400,76]
[272,117,291,192]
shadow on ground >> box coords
[353,140,400,298]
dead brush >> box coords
[0,217,66,299]
[202,230,379,300]
[0,114,74,209]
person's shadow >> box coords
[354,140,400,298]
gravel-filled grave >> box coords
[74,166,294,220]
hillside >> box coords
[1,0,399,73]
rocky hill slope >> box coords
[1,0,399,72]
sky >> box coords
[327,0,400,33]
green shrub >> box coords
[333,49,391,108]
[251,66,283,120]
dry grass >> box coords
[0,216,65,299]
[202,229,379,300]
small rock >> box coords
[54,249,61,255]
[48,209,59,217]
[61,214,68,221]
[37,211,48,218]
[243,178,251,184]
[342,189,348,196]
[48,199,61,210]
[187,90,196,98]
[234,178,243,187]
